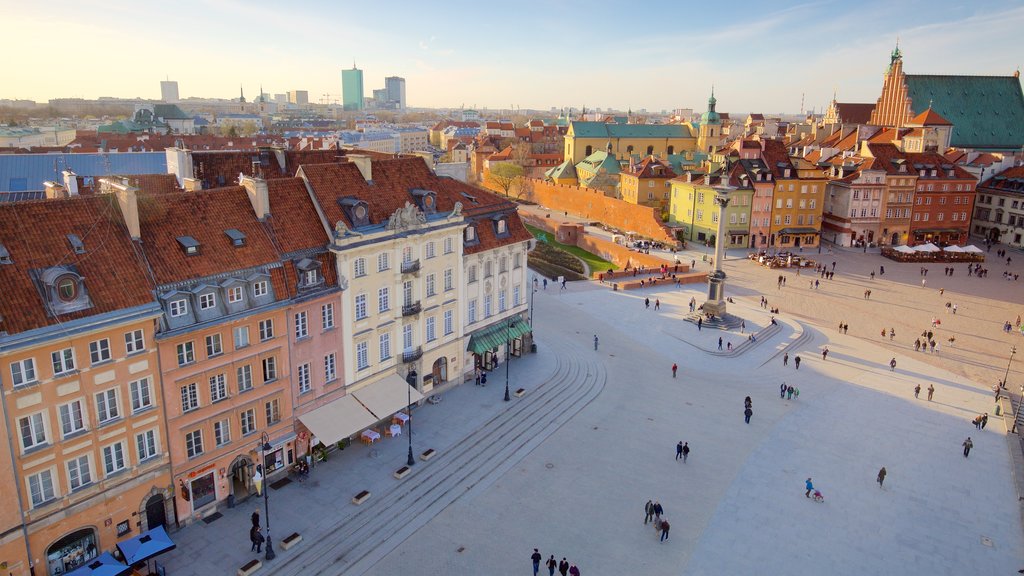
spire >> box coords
[239,84,246,103]
[707,86,717,112]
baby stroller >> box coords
[811,489,824,503]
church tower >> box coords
[697,88,723,154]
[868,42,914,127]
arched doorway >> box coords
[432,357,448,385]
[988,227,1001,242]
[146,493,167,530]
[46,528,97,575]
[891,232,899,246]
[230,456,253,502]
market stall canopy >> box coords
[963,245,984,253]
[66,553,132,576]
[298,394,377,447]
[913,243,941,252]
[352,373,424,420]
[893,245,916,254]
[116,526,176,565]
[943,245,965,252]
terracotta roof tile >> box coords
[0,195,154,334]
[909,107,953,126]
[264,177,330,254]
[117,173,182,194]
[834,103,875,125]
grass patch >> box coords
[525,224,617,273]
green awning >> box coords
[468,319,532,355]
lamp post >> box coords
[504,317,512,402]
[529,280,537,327]
[1003,346,1016,390]
[257,432,275,560]
[405,370,417,467]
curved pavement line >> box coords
[276,336,608,576]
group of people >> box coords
[912,383,936,401]
[780,383,800,400]
[643,500,671,542]
[972,413,990,430]
[531,549,580,576]
[782,353,802,369]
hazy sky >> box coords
[3,0,1022,114]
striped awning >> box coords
[468,319,532,355]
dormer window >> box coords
[0,243,11,264]
[295,257,323,289]
[338,197,371,228]
[176,236,200,256]
[465,225,478,245]
[56,275,78,301]
[225,229,246,247]
[35,265,93,315]
[410,189,438,214]
[67,234,85,254]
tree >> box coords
[487,162,524,197]
[515,176,534,200]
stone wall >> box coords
[521,213,673,274]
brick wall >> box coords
[521,214,674,273]
[484,176,676,243]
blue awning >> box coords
[117,526,176,565]
[66,553,132,576]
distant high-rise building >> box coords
[372,88,388,104]
[160,80,179,102]
[342,64,364,111]
[288,90,309,106]
[384,76,406,110]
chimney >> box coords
[704,174,712,185]
[62,170,79,196]
[165,147,194,188]
[102,179,141,239]
[686,171,693,183]
[348,154,372,182]
[240,175,270,220]
[183,178,203,191]
[43,181,66,199]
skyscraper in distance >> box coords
[342,63,364,111]
[160,80,179,102]
[384,76,406,110]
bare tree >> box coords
[486,162,525,196]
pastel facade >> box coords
[563,122,696,165]
[973,166,1024,247]
[729,158,775,249]
[620,156,676,209]
[904,153,977,246]
[669,174,749,248]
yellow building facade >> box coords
[563,122,697,165]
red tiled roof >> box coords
[864,143,908,175]
[137,187,281,285]
[117,174,182,194]
[980,165,1024,191]
[968,153,999,167]
[904,152,976,180]
[909,107,952,126]
[0,195,155,334]
[834,103,875,125]
[263,178,330,254]
[761,140,796,179]
[625,156,676,179]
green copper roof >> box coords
[577,150,621,175]
[546,159,577,180]
[570,121,692,139]
[904,75,1024,150]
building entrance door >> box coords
[145,494,167,529]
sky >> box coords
[2,0,1023,114]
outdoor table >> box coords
[387,424,402,437]
[360,429,380,444]
[393,412,410,426]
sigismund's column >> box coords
[702,189,731,317]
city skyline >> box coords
[2,0,1023,113]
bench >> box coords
[420,448,437,461]
[238,559,261,576]
[280,532,302,550]
[514,388,526,397]
[394,466,412,479]
[352,490,371,505]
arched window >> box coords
[584,145,592,156]
[646,146,654,155]
[56,276,78,301]
[627,145,634,154]
[667,146,674,155]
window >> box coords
[214,420,230,447]
[444,237,453,254]
[234,326,250,349]
[514,253,522,269]
[51,347,75,375]
[321,303,335,330]
[808,215,815,225]
[10,358,37,387]
[265,399,280,425]
[774,216,781,226]
[468,265,478,283]
[960,212,967,221]
[129,378,152,412]
[426,317,436,342]
[205,333,223,357]
[355,294,368,320]
[729,214,737,225]
[853,190,860,200]
[809,199,816,209]
[199,292,216,310]
[939,197,947,205]
[295,311,308,339]
[137,429,158,460]
[923,213,930,222]
[95,389,119,423]
[228,286,243,303]
[169,299,188,317]
[262,357,277,383]
[499,290,506,312]
[937,213,945,221]
[465,226,476,243]
[28,470,55,507]
[237,365,253,392]
[324,353,337,382]
[402,246,414,264]
[426,241,436,259]
[379,333,392,361]
[185,430,203,458]
[67,455,92,490]
[20,413,47,450]
[913,213,921,222]
[484,261,493,278]
[378,287,390,313]
[176,342,195,366]
[950,212,957,221]
[426,274,436,297]
[125,330,145,354]
[403,324,413,351]
[304,269,319,286]
[377,252,390,272]
[356,341,369,370]
[253,281,268,297]
[89,339,111,365]
[354,257,367,277]
[926,197,932,205]
[468,299,477,323]
[241,409,256,435]
[258,319,274,341]
[514,285,521,306]
[785,199,793,209]
[102,442,126,475]
[403,281,414,307]
[784,215,792,225]
[776,199,782,209]
[59,400,85,437]
[209,374,227,402]
[444,269,453,291]
[297,363,311,394]
[181,383,199,412]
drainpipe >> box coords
[0,372,35,574]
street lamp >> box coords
[1003,346,1016,390]
[256,433,275,560]
[504,317,512,402]
[529,279,538,327]
[405,370,417,467]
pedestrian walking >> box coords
[559,558,569,576]
[532,549,542,576]
[822,346,829,360]
[914,384,921,399]
[543,278,547,290]
[593,335,599,351]
[927,384,934,401]
[676,441,684,461]
[653,501,664,525]
[805,478,814,498]
[744,406,753,424]
[644,500,654,524]
[981,413,989,429]
[783,353,789,367]
[568,564,580,576]
[963,437,973,458]
[672,363,678,378]
[547,555,557,576]
[794,356,801,369]
[889,358,897,371]
[787,385,794,399]
[655,299,660,310]
[645,297,650,309]
[922,278,927,288]
[880,265,885,276]
[877,467,886,488]
[251,510,260,528]
[682,442,690,463]
[250,525,264,553]
[660,519,671,542]
[697,317,703,331]
[973,414,983,430]
[718,336,723,351]
[780,382,787,398]
[740,320,746,333]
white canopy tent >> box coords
[893,245,916,254]
[943,245,965,253]
[962,245,984,253]
[913,243,941,252]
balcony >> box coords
[401,259,421,274]
[402,301,422,317]
[402,346,423,363]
